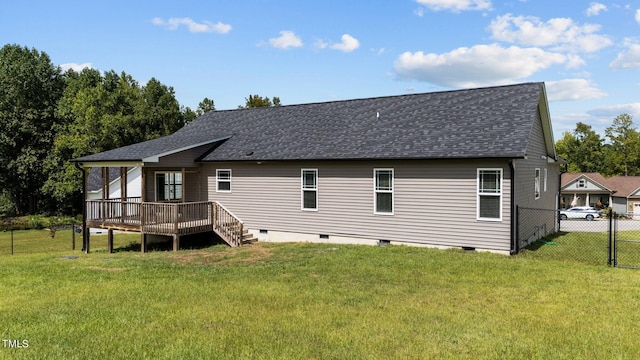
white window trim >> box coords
[301,168,318,211]
[577,179,586,188]
[216,169,232,193]
[544,168,548,192]
[535,168,541,200]
[374,168,394,215]
[477,168,503,221]
[154,171,183,202]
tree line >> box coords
[556,113,638,176]
[0,44,279,216]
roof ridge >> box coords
[208,82,544,112]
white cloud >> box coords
[415,0,491,13]
[586,2,607,16]
[59,62,93,72]
[329,34,360,52]
[636,9,640,24]
[152,17,231,34]
[488,14,612,53]
[314,39,329,50]
[393,44,567,87]
[609,44,640,69]
[587,103,640,118]
[545,79,607,101]
[414,7,425,17]
[268,31,303,49]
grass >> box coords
[1,232,640,359]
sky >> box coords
[1,0,639,141]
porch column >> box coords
[82,167,90,254]
[121,167,127,199]
[141,167,146,202]
[585,193,590,207]
[182,167,186,203]
[121,167,127,225]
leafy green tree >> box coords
[181,106,198,123]
[43,70,186,213]
[0,44,64,214]
[555,122,604,173]
[134,77,184,141]
[196,97,216,115]
[604,114,639,176]
[238,94,281,109]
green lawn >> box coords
[1,232,640,359]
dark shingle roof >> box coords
[74,82,546,163]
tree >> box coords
[604,113,639,176]
[555,122,604,173]
[43,70,186,213]
[196,97,216,115]
[238,94,281,109]
[135,77,184,141]
[0,44,64,214]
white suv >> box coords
[559,206,601,221]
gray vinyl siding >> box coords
[203,159,513,251]
[514,108,558,209]
[514,108,560,247]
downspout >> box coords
[74,162,88,253]
[509,159,517,255]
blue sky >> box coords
[2,0,639,140]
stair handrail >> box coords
[213,201,244,247]
[214,201,244,224]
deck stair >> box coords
[241,229,258,245]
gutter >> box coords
[509,159,518,255]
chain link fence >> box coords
[0,220,82,255]
[518,207,611,266]
[611,214,640,269]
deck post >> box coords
[86,229,91,254]
[141,233,146,253]
[107,229,114,253]
[173,234,180,251]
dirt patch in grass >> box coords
[169,243,274,266]
[84,266,126,272]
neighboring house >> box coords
[73,82,561,255]
[561,173,640,215]
[86,167,142,201]
[86,167,142,234]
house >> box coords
[86,167,141,201]
[561,173,640,215]
[72,82,561,255]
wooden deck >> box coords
[85,199,244,252]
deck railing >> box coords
[212,201,243,247]
[86,198,142,228]
[141,201,212,236]
[86,198,243,246]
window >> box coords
[535,168,541,199]
[577,179,586,188]
[374,169,394,214]
[155,172,182,201]
[477,169,502,221]
[301,169,317,210]
[216,169,231,192]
